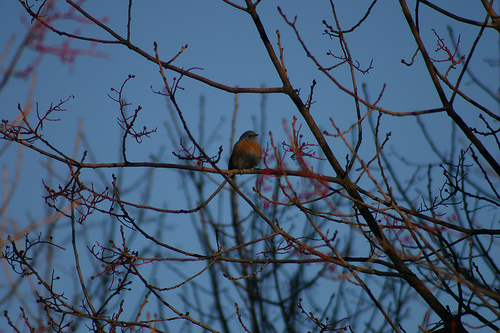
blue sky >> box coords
[1,1,499,332]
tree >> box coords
[1,0,499,332]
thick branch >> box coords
[247,1,454,324]
[399,0,500,178]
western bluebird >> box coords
[228,130,262,176]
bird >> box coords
[228,130,262,177]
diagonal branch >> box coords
[248,0,455,324]
[399,0,500,178]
